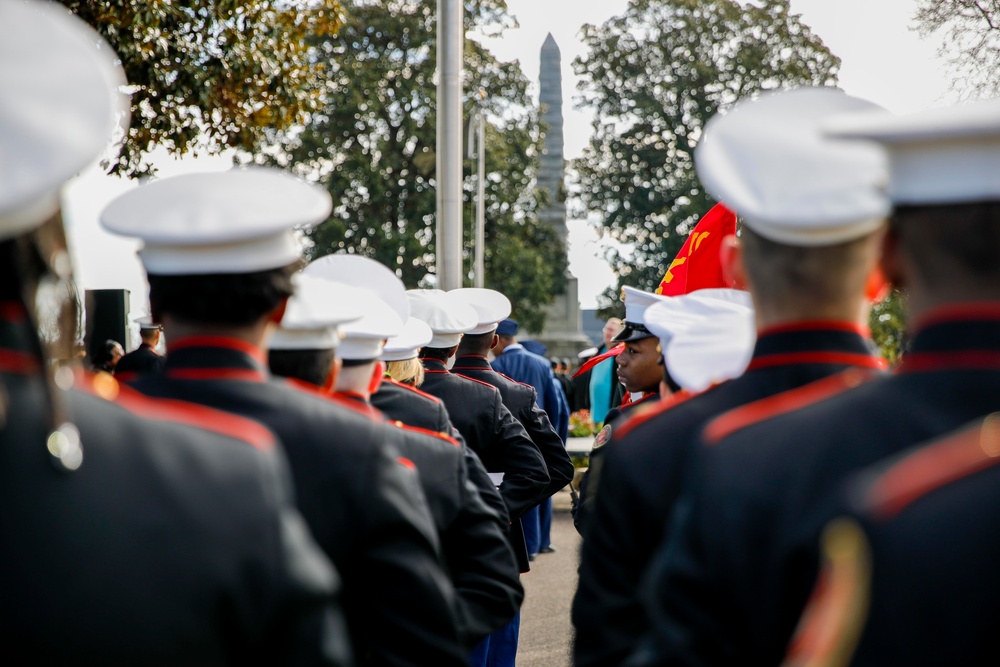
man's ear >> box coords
[267,297,290,326]
[368,360,386,395]
[720,234,747,290]
[490,334,499,350]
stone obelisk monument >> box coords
[531,33,590,357]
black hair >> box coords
[148,262,299,327]
[419,346,456,362]
[456,331,494,356]
[268,348,334,387]
[892,201,1000,288]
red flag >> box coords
[572,343,624,378]
[656,203,737,297]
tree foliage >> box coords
[869,290,907,366]
[913,0,1000,99]
[63,0,345,176]
[265,0,565,331]
[573,0,839,308]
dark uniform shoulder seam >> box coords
[77,372,276,451]
[703,368,876,446]
[453,373,500,392]
[863,414,1000,520]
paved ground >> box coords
[518,489,579,667]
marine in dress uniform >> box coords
[627,92,1000,666]
[783,415,1000,667]
[573,286,667,536]
[291,256,523,648]
[371,319,511,525]
[450,288,576,567]
[101,169,468,666]
[0,5,350,664]
[114,317,166,379]
[408,290,549,667]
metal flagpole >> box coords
[475,113,485,288]
[435,0,464,291]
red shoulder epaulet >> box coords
[77,371,275,451]
[863,415,1000,521]
[0,348,41,374]
[387,378,442,405]
[454,373,500,392]
[500,372,538,393]
[614,388,697,440]
[703,368,877,446]
[389,420,461,448]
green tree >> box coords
[913,0,1000,99]
[869,289,907,366]
[266,0,565,331]
[63,0,345,176]
[573,0,839,310]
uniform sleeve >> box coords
[572,440,652,667]
[442,451,524,647]
[626,445,748,667]
[523,390,574,499]
[353,443,467,666]
[463,443,510,524]
[491,394,549,520]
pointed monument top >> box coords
[541,33,559,53]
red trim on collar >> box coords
[898,351,1000,374]
[168,336,267,365]
[167,368,268,382]
[614,389,696,440]
[704,368,878,445]
[756,320,871,338]
[451,366,494,373]
[76,372,274,451]
[910,303,1000,334]
[0,301,27,323]
[747,352,887,372]
[0,348,41,374]
[865,416,1000,520]
[384,378,442,404]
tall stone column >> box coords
[528,34,590,358]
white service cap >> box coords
[269,275,367,351]
[696,87,891,246]
[0,0,129,240]
[381,317,434,362]
[825,97,1000,205]
[612,286,669,343]
[337,293,405,361]
[101,168,331,274]
[133,316,162,331]
[643,288,756,392]
[304,254,410,323]
[407,289,478,348]
[449,288,512,335]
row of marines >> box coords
[571,80,1000,665]
[0,3,572,665]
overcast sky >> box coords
[64,0,953,318]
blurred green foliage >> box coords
[64,0,345,177]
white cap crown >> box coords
[696,87,891,246]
